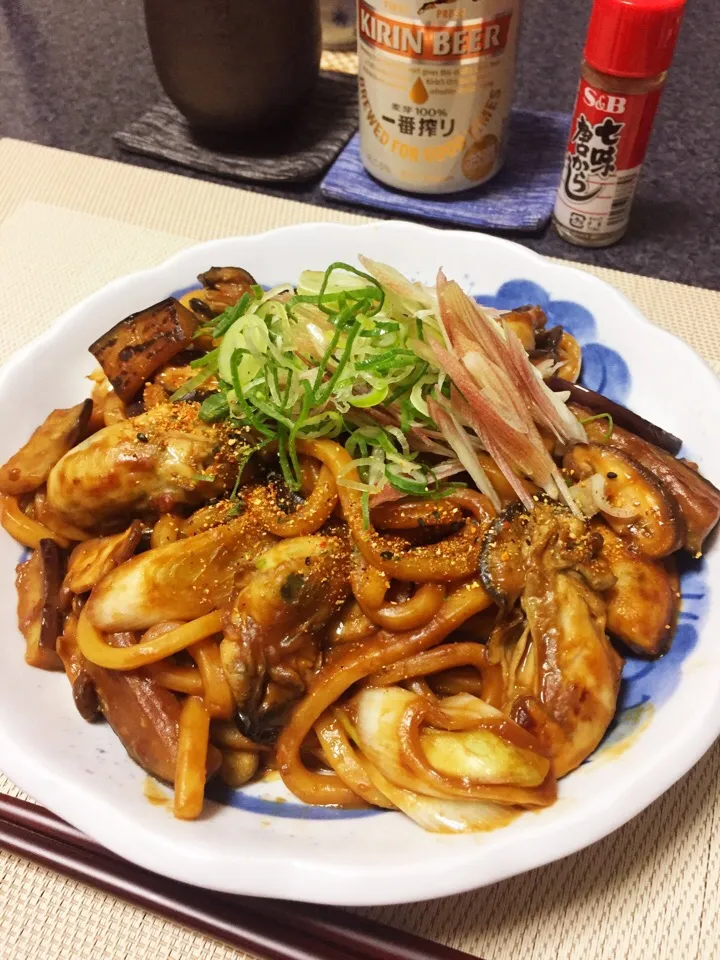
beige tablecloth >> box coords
[0,137,719,960]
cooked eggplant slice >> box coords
[556,332,582,382]
[480,503,529,607]
[63,520,144,594]
[90,634,183,783]
[528,327,562,368]
[528,330,581,380]
[596,522,679,657]
[534,325,563,352]
[502,311,537,351]
[199,266,256,290]
[37,539,65,653]
[0,400,92,496]
[564,443,685,558]
[15,539,65,669]
[198,266,257,313]
[642,457,720,557]
[60,626,218,782]
[57,629,101,722]
[558,388,683,456]
[503,304,547,338]
[189,297,215,321]
[89,298,198,402]
[65,618,183,771]
[72,672,101,722]
[577,408,720,555]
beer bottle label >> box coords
[358,0,522,194]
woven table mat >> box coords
[0,140,719,960]
[114,71,359,185]
[320,110,571,232]
[320,49,359,74]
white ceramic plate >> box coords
[0,221,718,906]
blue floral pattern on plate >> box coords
[478,279,631,404]
[207,781,380,819]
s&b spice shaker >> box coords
[553,0,687,247]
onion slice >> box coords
[357,754,517,833]
[589,473,639,519]
[369,459,465,507]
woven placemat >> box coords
[114,71,358,185]
[321,110,570,232]
[320,49,358,75]
[0,142,719,960]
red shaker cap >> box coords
[584,0,687,78]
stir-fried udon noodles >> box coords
[2,260,719,830]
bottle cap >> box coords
[584,0,686,78]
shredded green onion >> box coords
[580,412,614,442]
[361,490,371,530]
[172,258,471,501]
[198,393,229,422]
[316,263,384,317]
[213,291,253,337]
[190,347,219,369]
[230,440,270,500]
[229,350,274,438]
[169,357,218,402]
[348,385,389,408]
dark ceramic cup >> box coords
[143,0,321,134]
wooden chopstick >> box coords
[0,814,338,960]
[0,794,478,960]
